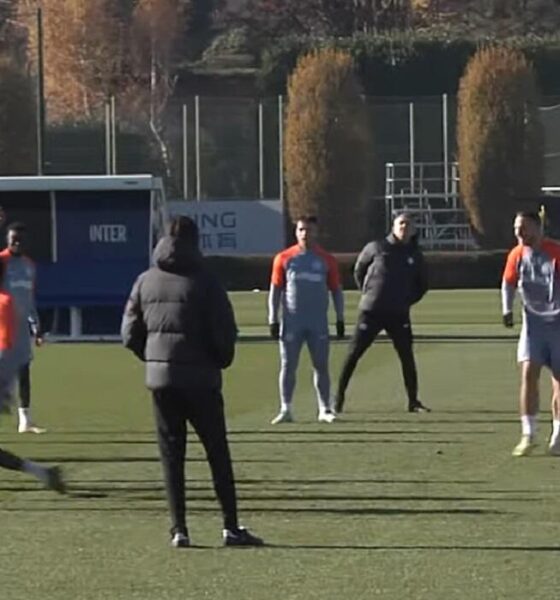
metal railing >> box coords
[385,161,476,250]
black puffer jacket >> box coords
[354,233,428,314]
[121,236,237,390]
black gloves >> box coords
[269,322,280,340]
[336,321,345,339]
[503,313,514,328]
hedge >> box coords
[207,251,508,291]
[257,33,560,97]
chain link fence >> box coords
[23,94,559,198]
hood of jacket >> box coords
[153,236,202,275]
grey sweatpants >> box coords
[278,327,330,411]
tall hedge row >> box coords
[457,47,543,248]
[284,49,372,251]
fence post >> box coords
[442,93,449,203]
[36,6,45,175]
[105,101,111,175]
[278,95,284,203]
[182,104,188,200]
[258,101,264,199]
[409,102,415,194]
[110,95,117,175]
[195,95,201,201]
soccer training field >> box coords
[1,290,559,600]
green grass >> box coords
[1,290,559,600]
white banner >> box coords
[167,199,284,256]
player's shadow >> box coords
[227,438,464,444]
[4,439,156,446]
[25,455,284,464]
[186,506,504,516]
[344,417,519,425]
[6,430,156,436]
[268,543,560,552]
[228,429,496,436]
[61,477,490,486]
[0,505,505,515]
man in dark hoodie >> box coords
[333,212,430,414]
[121,216,263,549]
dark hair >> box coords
[169,216,199,244]
[515,211,541,225]
[7,221,26,234]
[393,211,413,222]
[294,215,318,225]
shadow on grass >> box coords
[341,418,518,425]
[267,543,560,552]
[0,437,476,446]
[78,492,534,504]
[243,335,516,344]
[0,505,504,516]
[227,439,464,445]
[61,477,490,485]
[0,477,492,494]
[227,429,496,436]
[25,456,285,464]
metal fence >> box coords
[35,94,560,199]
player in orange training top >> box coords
[0,259,64,492]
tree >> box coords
[128,0,187,182]
[238,0,411,39]
[17,0,127,123]
[457,46,543,248]
[284,48,372,250]
[0,54,36,174]
[188,0,217,32]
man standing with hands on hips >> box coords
[333,212,429,414]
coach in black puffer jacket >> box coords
[333,212,430,415]
[121,216,262,549]
[354,230,428,314]
[121,230,236,391]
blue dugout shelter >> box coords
[0,175,167,339]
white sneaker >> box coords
[548,437,560,456]
[318,409,336,423]
[18,422,47,434]
[271,409,294,424]
[170,532,190,548]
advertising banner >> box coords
[168,199,284,256]
[56,190,151,262]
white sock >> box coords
[18,408,29,426]
[22,460,47,484]
[280,403,291,414]
[551,420,560,443]
[521,415,537,438]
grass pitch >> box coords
[1,290,559,600]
